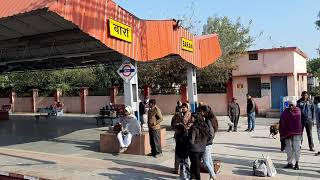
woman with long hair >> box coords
[189,113,210,180]
[198,105,218,180]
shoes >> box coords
[284,163,293,168]
[147,153,155,156]
[172,169,179,174]
[244,129,250,132]
[249,129,254,132]
[119,147,126,153]
[154,153,163,158]
[294,162,299,170]
[310,148,315,152]
[233,129,237,132]
[315,152,320,156]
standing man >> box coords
[297,91,315,152]
[245,93,256,132]
[228,97,241,132]
[147,99,163,158]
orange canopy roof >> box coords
[0,0,222,68]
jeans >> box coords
[247,112,256,130]
[179,158,190,180]
[285,135,302,164]
[149,129,162,155]
[230,115,240,131]
[302,121,314,149]
[317,124,320,143]
[117,132,132,148]
[203,145,216,178]
[189,152,203,180]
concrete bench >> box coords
[100,128,166,155]
[0,110,9,120]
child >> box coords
[175,123,191,179]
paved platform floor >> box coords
[0,114,319,179]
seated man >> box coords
[56,101,64,110]
[117,106,141,153]
[48,101,58,109]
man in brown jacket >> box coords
[148,99,163,158]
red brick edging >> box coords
[0,171,50,180]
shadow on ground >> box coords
[0,115,98,147]
[100,167,177,180]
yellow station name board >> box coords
[109,19,132,43]
[181,38,193,52]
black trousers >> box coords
[189,152,203,180]
[302,121,314,149]
[149,129,162,155]
[229,115,240,131]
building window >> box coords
[261,83,271,90]
[247,77,261,98]
[249,53,258,60]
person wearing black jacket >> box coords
[189,113,210,180]
[198,105,217,180]
[245,93,256,132]
[175,123,191,179]
[297,91,315,151]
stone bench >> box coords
[0,110,9,120]
[100,128,166,155]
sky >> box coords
[114,0,320,59]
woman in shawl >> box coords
[279,101,303,170]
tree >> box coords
[197,16,254,86]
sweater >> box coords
[189,124,207,153]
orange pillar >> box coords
[143,85,151,100]
[9,91,16,113]
[54,89,62,102]
[32,89,39,113]
[180,84,188,103]
[110,86,118,104]
[80,87,88,114]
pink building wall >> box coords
[60,97,81,113]
[15,97,32,112]
[0,98,10,106]
[86,96,110,114]
[232,48,308,114]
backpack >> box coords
[253,159,267,177]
